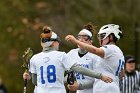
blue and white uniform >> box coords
[30,50,76,93]
[67,48,99,93]
[93,45,125,93]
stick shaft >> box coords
[23,79,27,93]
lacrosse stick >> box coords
[21,48,33,93]
[66,70,75,93]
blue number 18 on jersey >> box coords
[40,65,56,84]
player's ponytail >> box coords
[40,26,52,39]
[83,22,96,36]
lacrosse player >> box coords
[67,23,99,93]
[65,24,125,93]
[29,26,112,93]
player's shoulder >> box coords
[101,44,120,52]
[102,44,119,49]
[101,45,111,49]
[87,52,100,59]
[88,52,97,56]
[51,51,68,61]
[51,51,67,58]
[101,45,124,58]
[32,52,43,58]
[52,50,66,55]
[108,45,123,54]
[67,48,78,54]
[30,52,43,61]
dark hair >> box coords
[83,22,96,35]
[110,33,118,43]
[43,26,52,34]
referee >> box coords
[120,55,140,93]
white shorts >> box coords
[93,80,120,93]
[76,88,93,93]
[36,86,66,93]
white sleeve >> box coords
[61,53,77,70]
[100,45,112,59]
[67,50,72,55]
[92,55,100,69]
[30,56,37,74]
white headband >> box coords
[79,29,92,37]
[51,32,57,39]
[42,32,57,47]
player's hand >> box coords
[65,35,78,44]
[101,75,113,83]
[67,81,78,91]
[23,72,30,80]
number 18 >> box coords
[40,65,56,84]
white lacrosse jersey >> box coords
[67,48,99,93]
[30,50,77,93]
[93,45,125,93]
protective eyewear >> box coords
[97,33,106,40]
[41,38,51,43]
[41,38,61,43]
[77,35,91,41]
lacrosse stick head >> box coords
[21,48,33,71]
[67,70,75,85]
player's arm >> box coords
[67,79,94,91]
[71,64,112,83]
[78,79,94,90]
[65,35,104,58]
[29,56,37,86]
[31,73,37,86]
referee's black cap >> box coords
[125,55,136,63]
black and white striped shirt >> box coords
[120,71,140,93]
